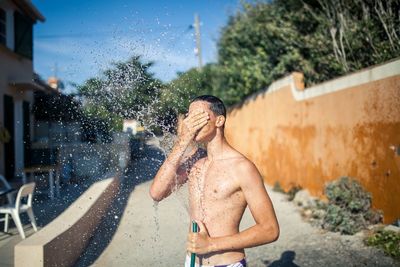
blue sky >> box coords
[32,0,240,93]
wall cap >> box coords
[229,57,400,112]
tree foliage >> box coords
[170,0,400,107]
[160,64,219,114]
[77,0,400,132]
[77,56,162,131]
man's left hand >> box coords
[187,221,214,255]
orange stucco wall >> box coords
[225,60,400,223]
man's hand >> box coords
[178,110,209,146]
[149,110,208,202]
[187,221,214,255]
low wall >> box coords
[225,59,400,223]
[57,133,131,181]
[15,177,120,267]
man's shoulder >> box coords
[222,152,257,178]
[227,153,260,182]
[226,149,254,165]
[232,156,257,171]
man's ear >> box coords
[216,116,225,127]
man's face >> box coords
[188,101,218,143]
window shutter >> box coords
[0,8,6,45]
[14,11,33,59]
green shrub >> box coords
[272,181,284,193]
[287,185,302,201]
[365,229,400,259]
[322,177,382,235]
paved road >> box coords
[79,140,397,267]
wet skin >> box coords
[150,100,279,266]
[187,156,249,264]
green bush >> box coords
[272,181,284,193]
[322,177,382,235]
[287,185,302,201]
[365,229,400,259]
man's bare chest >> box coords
[188,163,240,201]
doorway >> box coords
[3,95,15,180]
[23,101,31,166]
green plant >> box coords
[322,177,382,235]
[365,229,400,259]
[272,181,284,193]
[287,185,302,201]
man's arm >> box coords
[188,160,279,254]
[149,140,190,201]
[149,110,209,201]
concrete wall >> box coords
[225,59,400,223]
[15,177,120,267]
[58,133,131,180]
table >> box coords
[22,165,60,199]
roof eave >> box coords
[12,0,45,23]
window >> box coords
[0,8,6,45]
[14,11,33,59]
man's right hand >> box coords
[178,110,209,146]
[149,109,209,201]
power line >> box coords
[35,25,189,39]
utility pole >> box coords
[52,62,58,78]
[194,13,203,69]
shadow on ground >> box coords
[74,142,164,267]
[263,251,300,267]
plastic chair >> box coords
[0,182,38,239]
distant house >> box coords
[0,0,55,180]
[123,119,139,135]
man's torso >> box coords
[187,154,248,265]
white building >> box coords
[0,0,53,180]
[122,119,139,135]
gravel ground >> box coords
[242,190,398,267]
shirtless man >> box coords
[150,95,279,267]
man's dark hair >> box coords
[191,95,226,117]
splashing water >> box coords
[27,15,206,265]
[152,200,160,239]
[152,200,165,265]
